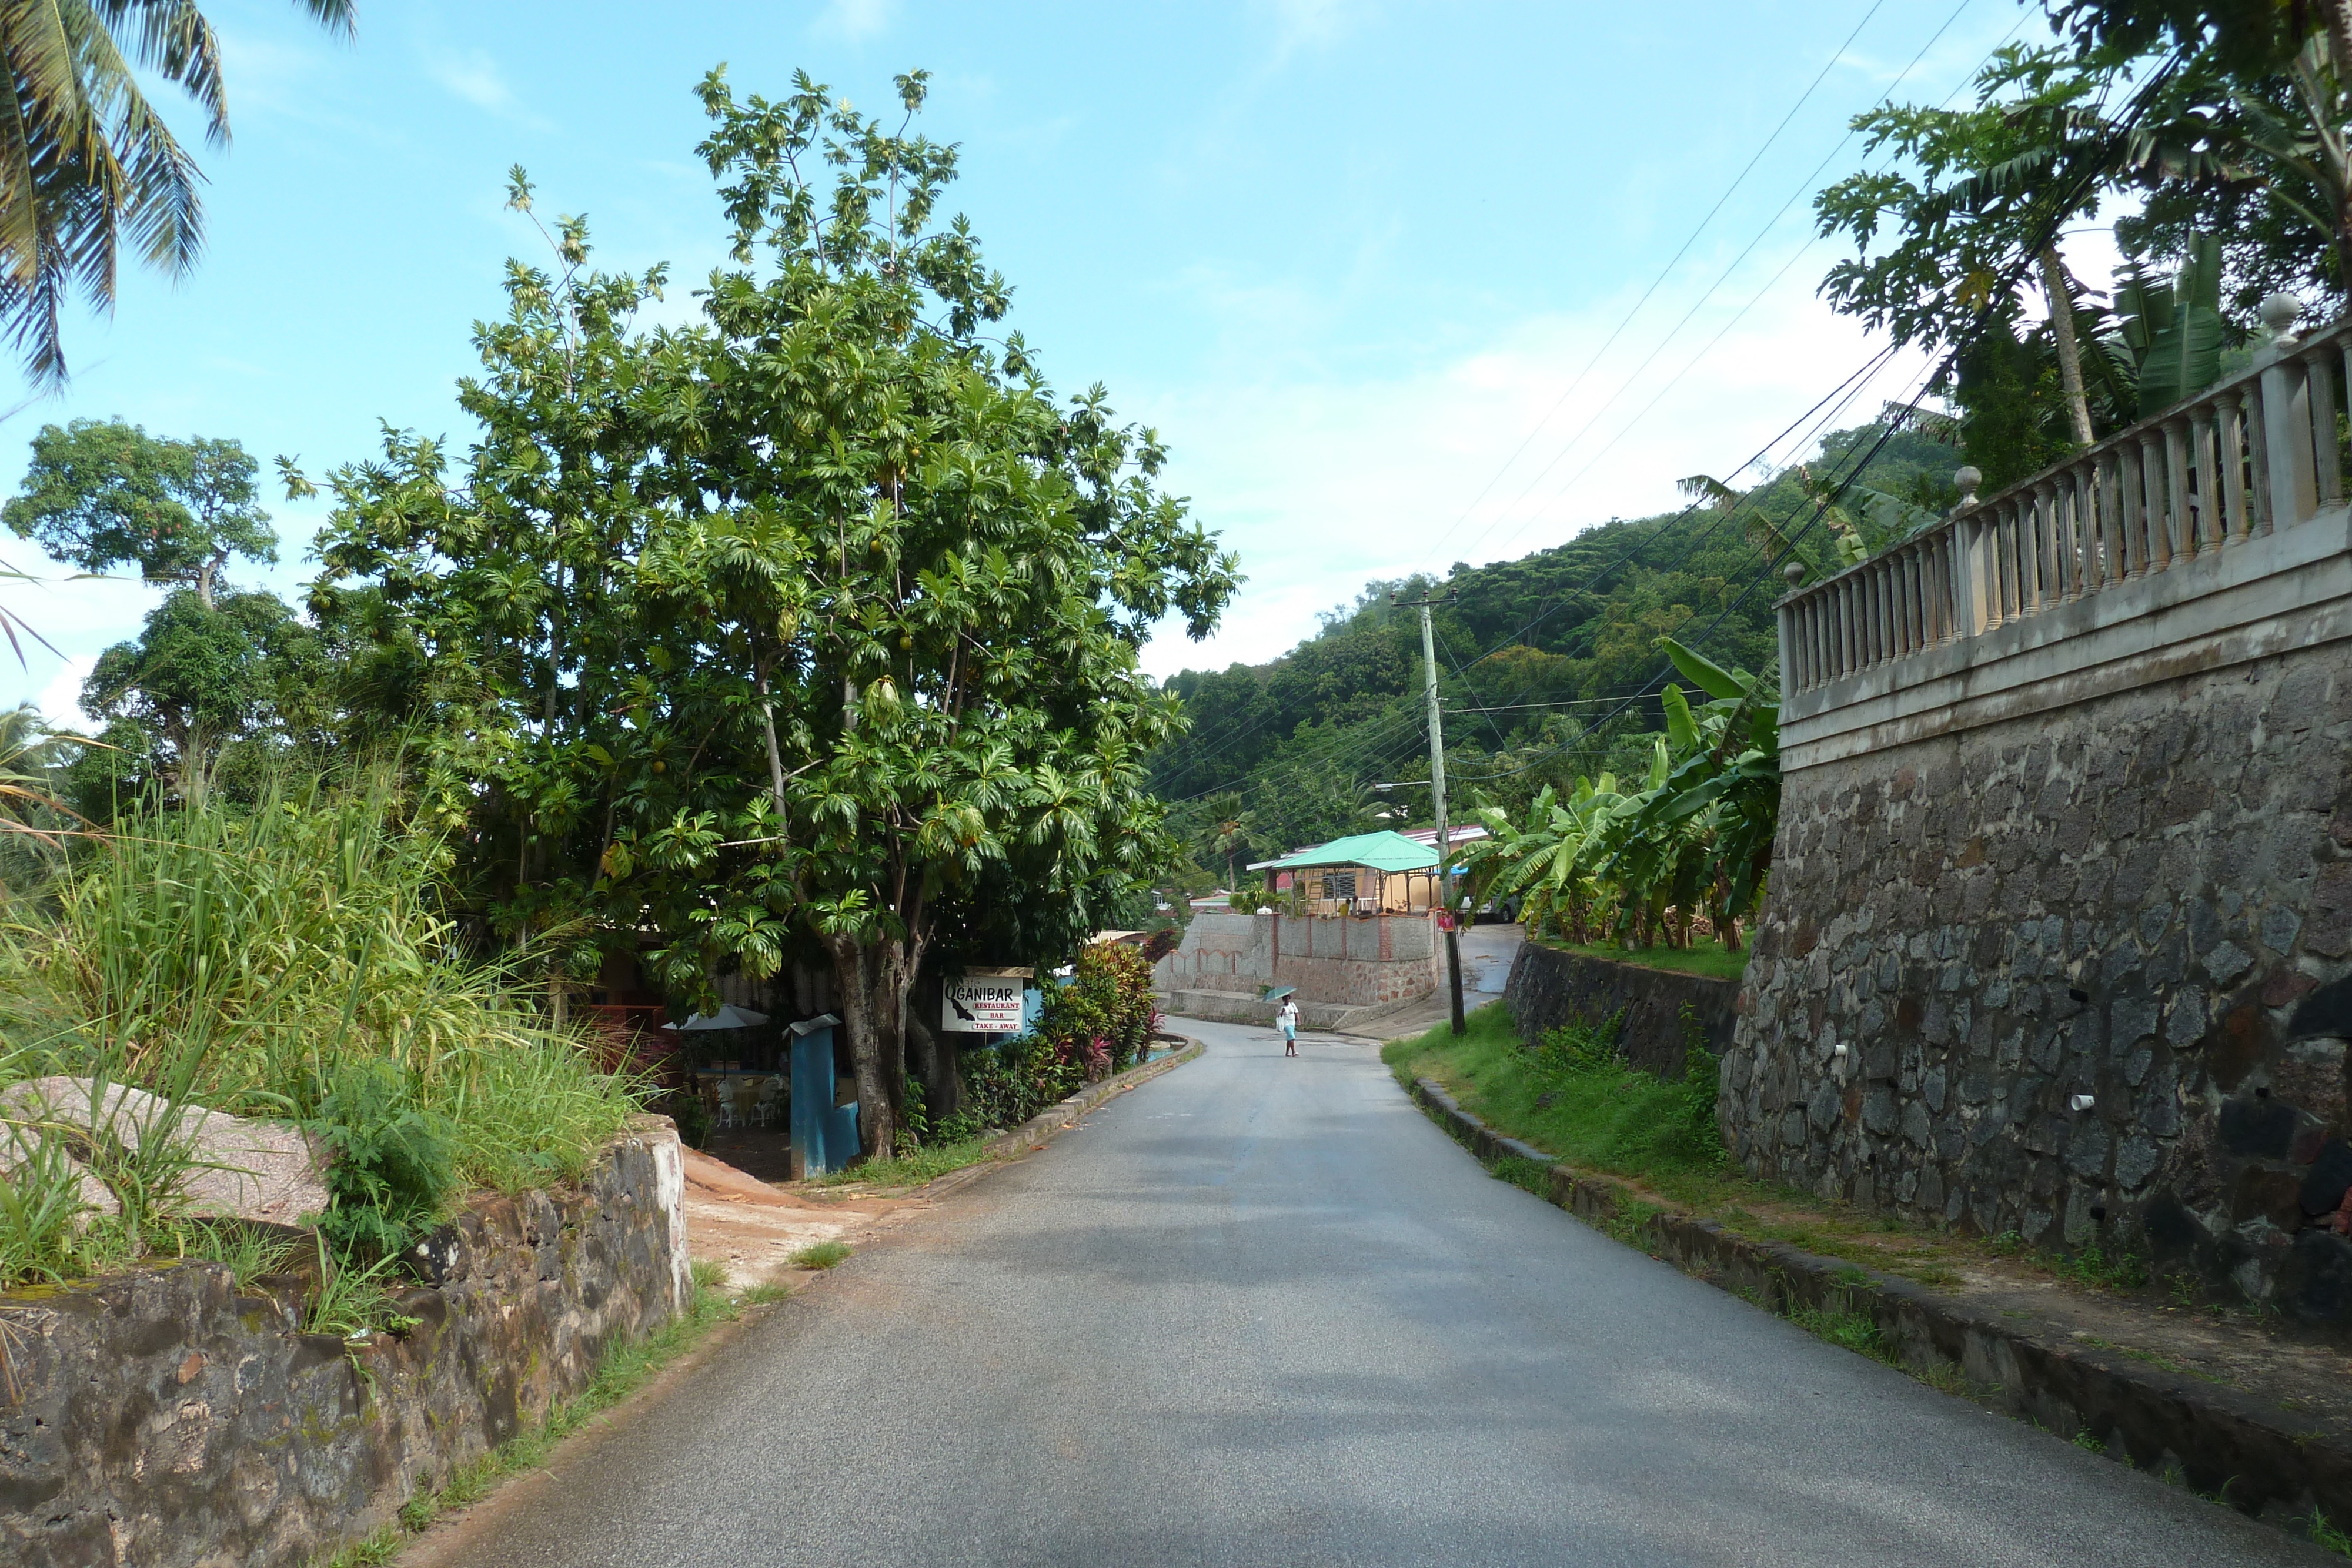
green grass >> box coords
[812,1136,994,1189]
[316,1276,749,1567]
[0,767,642,1293]
[790,1240,851,1270]
[1535,936,1750,982]
[1786,1300,1894,1362]
[1488,1154,1553,1196]
[1382,1001,1724,1190]
[2308,1508,2352,1557]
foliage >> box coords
[1150,422,1947,847]
[1534,937,1750,981]
[303,1056,457,1261]
[950,939,1154,1132]
[0,1,357,384]
[1381,1000,1726,1185]
[1813,44,2119,364]
[302,70,1237,1161]
[810,1136,991,1189]
[0,764,639,1290]
[65,587,339,811]
[4,419,276,606]
[2050,0,2352,307]
[790,1239,852,1268]
[1458,637,1779,952]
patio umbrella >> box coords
[660,1004,770,1032]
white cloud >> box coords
[1133,257,1940,682]
[812,0,895,43]
[32,654,94,730]
[1261,0,1355,65]
[426,49,516,113]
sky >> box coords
[0,0,2094,726]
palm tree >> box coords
[0,0,357,385]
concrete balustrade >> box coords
[1778,295,2352,704]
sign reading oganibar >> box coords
[942,975,1025,1033]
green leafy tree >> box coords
[0,1,357,383]
[1815,44,2136,448]
[305,69,1238,1160]
[69,586,330,808]
[5,418,276,607]
[2051,2,2352,302]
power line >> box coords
[1459,46,2189,788]
[1436,0,1997,573]
[1160,5,2041,817]
[1406,0,1903,578]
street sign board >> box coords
[943,975,1025,1033]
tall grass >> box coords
[0,767,640,1290]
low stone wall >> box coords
[1502,943,1742,1077]
[1409,1076,2352,1530]
[0,1116,689,1568]
[1153,910,1439,1028]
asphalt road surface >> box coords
[435,1017,2324,1567]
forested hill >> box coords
[1151,422,1958,872]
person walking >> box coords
[1278,998,1299,1056]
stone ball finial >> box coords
[1782,561,1806,587]
[2261,291,2304,339]
[1954,465,1982,507]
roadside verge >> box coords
[1406,1074,2352,1540]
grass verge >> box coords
[1385,1001,2160,1302]
[1381,999,1722,1190]
[1533,936,1750,982]
[314,1269,751,1567]
[813,1136,994,1189]
[790,1240,851,1270]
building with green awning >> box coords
[1249,830,1444,915]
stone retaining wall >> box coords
[0,1116,689,1568]
[1726,638,2352,1320]
[1503,943,1740,1077]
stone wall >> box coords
[0,1116,689,1567]
[1725,641,2352,1319]
[1152,910,1440,1029]
[1504,944,1740,1078]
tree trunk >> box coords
[904,1007,956,1124]
[195,551,223,611]
[822,920,931,1164]
[824,934,897,1163]
[2039,247,2095,446]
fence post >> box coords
[2259,292,2318,529]
[1950,466,1985,637]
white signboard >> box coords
[943,976,1025,1033]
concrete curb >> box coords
[1406,1074,2352,1529]
[980,1038,1205,1161]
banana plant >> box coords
[2099,232,2227,417]
[1472,637,1783,954]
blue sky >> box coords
[2,0,2061,723]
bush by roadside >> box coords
[1381,999,1723,1188]
[946,940,1156,1139]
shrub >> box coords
[304,1057,457,1261]
[949,940,1157,1131]
[0,766,640,1290]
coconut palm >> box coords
[0,0,358,385]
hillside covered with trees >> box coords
[1152,420,1958,876]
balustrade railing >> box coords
[1779,293,2351,700]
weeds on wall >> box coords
[0,767,641,1298]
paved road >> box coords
[437,1018,2323,1567]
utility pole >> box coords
[1392,587,1465,1035]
